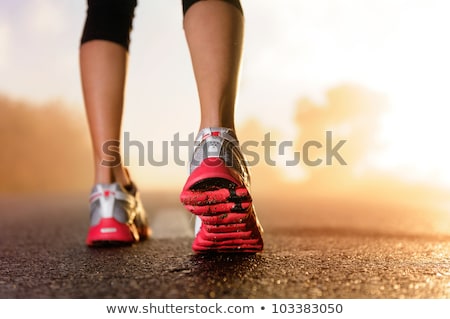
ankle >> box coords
[93,165,131,186]
[199,115,235,131]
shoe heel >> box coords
[182,158,242,190]
[86,218,139,246]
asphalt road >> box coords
[1,191,450,299]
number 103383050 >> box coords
[271,303,343,314]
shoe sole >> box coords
[86,217,150,247]
[180,158,264,253]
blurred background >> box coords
[1,0,450,236]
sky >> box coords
[1,0,450,190]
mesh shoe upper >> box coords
[188,127,251,189]
[86,182,149,245]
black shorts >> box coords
[80,0,243,51]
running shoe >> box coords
[86,182,151,246]
[180,127,264,253]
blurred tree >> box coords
[0,94,92,193]
[294,84,388,191]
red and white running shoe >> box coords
[86,182,151,246]
[180,127,264,253]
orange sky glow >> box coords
[1,0,450,201]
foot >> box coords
[180,127,264,253]
[86,182,151,246]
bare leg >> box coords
[79,40,130,186]
[180,1,263,253]
[183,0,244,131]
